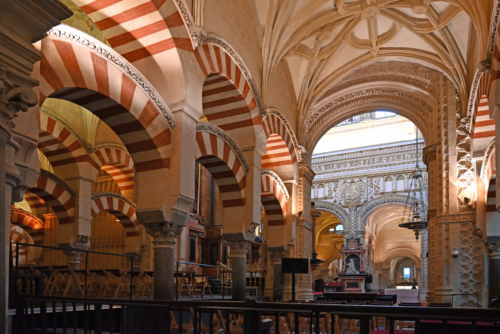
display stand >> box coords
[281,258,309,301]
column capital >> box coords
[144,222,183,248]
[423,144,437,166]
[227,240,251,257]
[488,243,500,260]
[298,164,315,182]
[0,66,38,132]
[269,246,288,264]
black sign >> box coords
[281,258,309,274]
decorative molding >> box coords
[306,90,431,137]
[261,169,290,201]
[313,57,457,107]
[298,164,316,182]
[47,25,176,130]
[264,107,305,162]
[423,144,437,165]
[464,60,491,133]
[433,213,475,224]
[91,192,136,208]
[480,140,495,184]
[358,194,418,228]
[196,123,250,174]
[313,200,349,226]
[200,34,265,118]
[487,0,500,59]
[172,0,208,49]
[40,168,76,197]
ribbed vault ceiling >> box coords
[251,0,492,132]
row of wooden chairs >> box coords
[17,266,132,298]
[163,308,415,334]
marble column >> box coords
[145,223,184,300]
[269,246,287,301]
[227,240,250,301]
[488,243,500,299]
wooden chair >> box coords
[103,269,130,298]
[395,319,416,332]
[200,310,225,333]
[48,266,79,296]
[170,307,194,333]
[142,271,154,299]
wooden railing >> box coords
[14,295,500,334]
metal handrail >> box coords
[14,242,135,299]
[15,294,500,334]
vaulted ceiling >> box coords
[248,0,492,134]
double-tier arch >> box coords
[39,25,175,214]
[195,39,264,149]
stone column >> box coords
[227,240,250,301]
[488,243,500,299]
[59,177,93,268]
[144,223,183,300]
[0,1,72,330]
[419,229,429,300]
[269,246,287,301]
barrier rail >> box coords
[14,294,500,334]
[14,243,134,299]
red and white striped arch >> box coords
[28,173,75,225]
[90,193,139,237]
[39,34,172,174]
[195,44,260,141]
[10,229,28,263]
[38,113,89,172]
[76,0,192,63]
[472,95,496,156]
[261,113,299,170]
[11,208,45,245]
[195,127,248,208]
[90,147,135,195]
[261,171,288,226]
[24,191,47,214]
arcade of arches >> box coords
[1,0,500,329]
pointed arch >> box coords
[195,42,262,147]
[91,193,139,237]
[261,170,289,226]
[195,124,248,208]
[24,191,47,214]
[10,228,28,263]
[10,208,45,245]
[28,171,75,225]
[90,146,135,195]
[40,25,174,175]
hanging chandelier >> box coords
[399,131,428,240]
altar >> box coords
[338,238,367,292]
